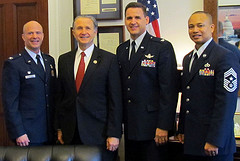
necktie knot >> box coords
[193,52,198,60]
[81,52,86,57]
[36,54,41,62]
[132,41,136,47]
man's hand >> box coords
[57,129,64,144]
[16,134,30,146]
[177,134,184,144]
[106,137,119,151]
[154,128,168,145]
[204,142,218,156]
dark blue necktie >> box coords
[190,53,198,72]
[36,54,45,72]
[129,41,136,60]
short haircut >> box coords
[125,2,147,17]
[73,15,98,29]
[191,11,213,24]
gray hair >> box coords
[73,15,98,29]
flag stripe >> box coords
[152,19,160,37]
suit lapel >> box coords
[66,49,78,92]
[187,40,215,83]
[42,53,51,82]
[79,46,100,92]
[22,49,45,82]
[184,50,193,75]
[119,41,131,73]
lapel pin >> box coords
[19,54,21,56]
[93,60,98,64]
[28,60,31,63]
[141,46,144,49]
[126,47,128,50]
[9,57,13,60]
[50,64,53,69]
[27,71,31,74]
[203,54,207,58]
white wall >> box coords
[48,0,203,66]
[48,0,73,63]
[158,0,203,66]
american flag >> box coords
[137,0,161,37]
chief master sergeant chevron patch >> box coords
[224,68,237,92]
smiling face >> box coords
[22,21,44,54]
[72,17,97,50]
[188,12,215,49]
[125,7,149,40]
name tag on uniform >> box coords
[25,74,36,79]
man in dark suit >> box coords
[178,11,240,161]
[2,21,56,146]
[116,2,178,161]
[56,16,122,161]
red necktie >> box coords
[76,52,86,92]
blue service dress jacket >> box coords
[116,32,178,140]
[56,46,122,145]
[2,49,56,143]
[179,40,240,156]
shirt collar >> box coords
[25,46,42,60]
[194,38,212,57]
[130,31,146,50]
[77,43,94,58]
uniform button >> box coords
[186,98,190,102]
[128,100,131,103]
[127,88,130,91]
[186,86,190,90]
[128,76,131,79]
[186,110,189,114]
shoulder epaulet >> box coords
[150,36,166,43]
[7,53,22,60]
[42,53,53,58]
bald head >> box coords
[22,21,44,54]
[23,21,43,34]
